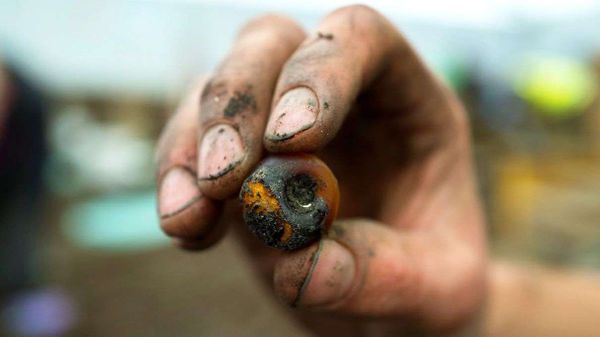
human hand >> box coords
[156,5,487,336]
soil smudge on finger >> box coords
[224,87,257,117]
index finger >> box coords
[263,5,457,153]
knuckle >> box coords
[200,76,228,106]
[337,4,381,18]
[200,76,258,121]
[331,4,386,28]
[244,13,292,28]
[389,260,419,295]
[326,4,398,49]
[199,76,233,121]
[239,14,303,39]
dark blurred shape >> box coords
[0,63,47,296]
[0,63,75,336]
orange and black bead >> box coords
[239,154,339,250]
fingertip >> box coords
[264,87,318,143]
[296,239,356,308]
[196,123,248,200]
[166,208,228,251]
[158,167,223,241]
[174,238,205,251]
[274,239,355,308]
[264,85,341,154]
[159,196,221,240]
[174,236,218,251]
[273,241,321,306]
[158,167,201,217]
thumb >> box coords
[273,219,487,331]
[274,219,423,315]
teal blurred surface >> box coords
[62,191,169,252]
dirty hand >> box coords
[156,5,487,337]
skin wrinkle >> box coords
[201,78,228,102]
[156,114,199,176]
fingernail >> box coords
[159,167,201,217]
[266,87,318,141]
[274,240,355,308]
[198,124,244,180]
[295,240,355,307]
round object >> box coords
[515,56,597,118]
[239,154,339,250]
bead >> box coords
[240,154,339,250]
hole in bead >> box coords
[285,174,317,212]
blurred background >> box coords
[1,0,599,336]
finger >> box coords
[174,215,229,251]
[197,15,306,199]
[273,220,485,330]
[274,220,418,312]
[156,80,223,244]
[264,4,455,153]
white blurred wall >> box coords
[0,0,598,99]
